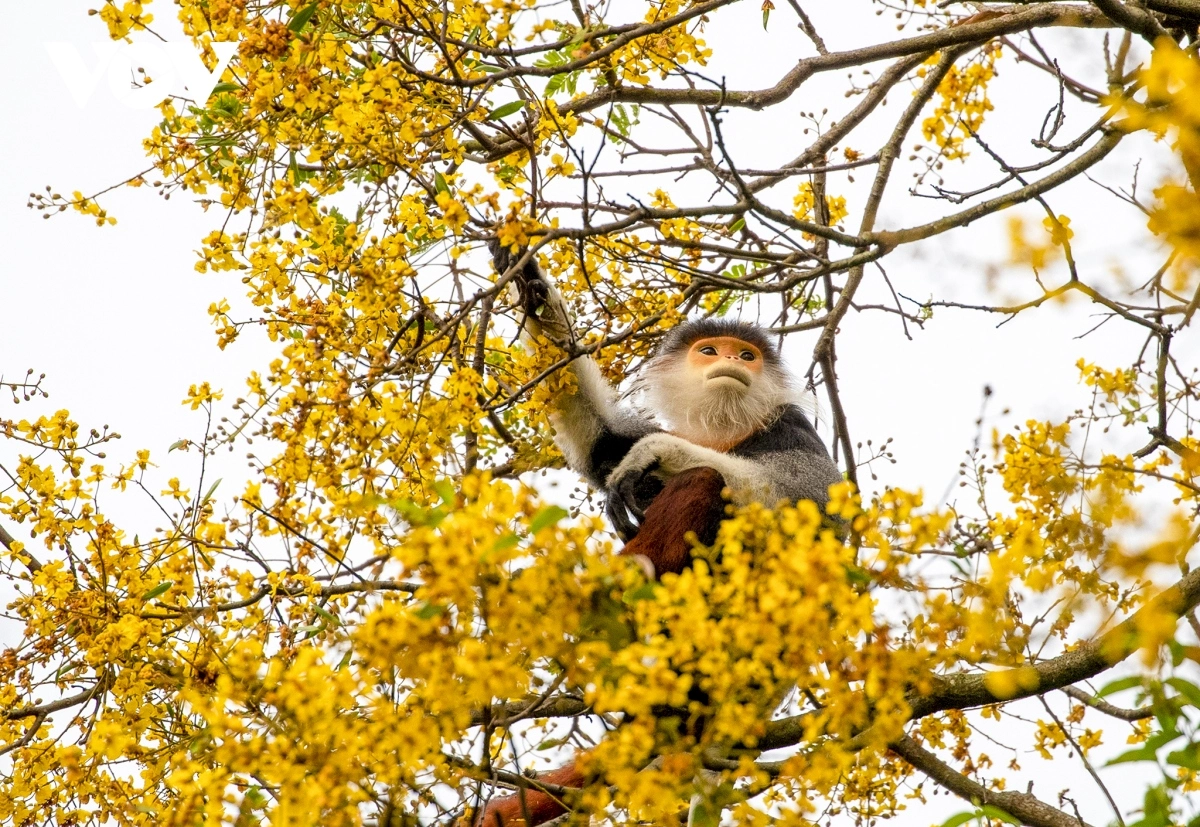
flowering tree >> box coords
[7,0,1200,825]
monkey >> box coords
[472,243,842,825]
[491,241,842,573]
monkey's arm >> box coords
[605,420,842,536]
[548,356,660,490]
[606,434,772,499]
[492,242,659,492]
[604,434,768,535]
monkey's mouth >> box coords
[705,365,752,387]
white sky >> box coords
[1,2,1195,824]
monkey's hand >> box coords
[604,434,699,539]
[489,240,574,345]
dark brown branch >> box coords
[470,3,1114,160]
[1089,0,1168,42]
[873,128,1124,249]
[140,579,419,619]
[469,695,590,728]
[1062,686,1154,720]
[0,521,41,572]
[747,54,926,194]
[908,565,1200,718]
[1145,0,1200,19]
[891,735,1096,827]
[6,671,114,721]
[0,712,45,757]
[760,565,1200,750]
[561,4,1112,115]
[815,46,968,362]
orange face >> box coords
[687,336,763,386]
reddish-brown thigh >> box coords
[619,467,726,576]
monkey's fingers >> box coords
[605,494,639,540]
[617,476,647,524]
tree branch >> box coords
[0,521,41,572]
[873,128,1124,249]
[761,565,1200,750]
[891,735,1097,827]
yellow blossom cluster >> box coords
[921,44,1001,162]
[1117,38,1200,291]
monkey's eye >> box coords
[740,350,756,361]
[699,346,718,356]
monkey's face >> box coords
[643,331,788,448]
[687,336,763,394]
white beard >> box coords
[639,360,795,446]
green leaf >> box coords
[168,438,188,452]
[530,505,569,534]
[843,564,872,585]
[491,533,520,552]
[336,650,352,671]
[1107,730,1182,765]
[1166,677,1200,709]
[533,50,568,69]
[434,170,449,194]
[1169,638,1186,667]
[391,498,435,526]
[729,217,745,233]
[688,799,720,827]
[142,580,174,601]
[313,605,339,626]
[55,659,82,680]
[1107,744,1160,766]
[289,149,309,185]
[210,82,239,95]
[488,100,525,120]
[623,582,659,603]
[200,478,223,506]
[1096,675,1144,698]
[938,812,978,827]
[1167,743,1200,771]
[416,602,445,620]
[432,478,455,505]
[287,1,319,33]
[978,805,1021,825]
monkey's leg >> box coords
[620,467,726,577]
[472,470,726,826]
[472,763,586,827]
